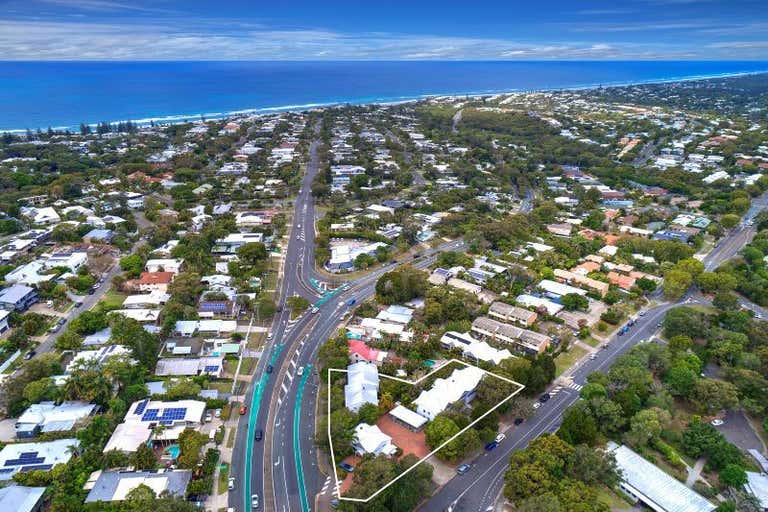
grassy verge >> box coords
[227,427,236,448]
[596,486,632,509]
[217,463,230,495]
[555,346,588,376]
[581,336,601,348]
[99,288,127,309]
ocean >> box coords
[1,60,767,132]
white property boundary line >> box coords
[327,358,525,503]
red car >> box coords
[239,405,247,415]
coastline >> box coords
[2,67,767,134]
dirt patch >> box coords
[376,414,430,459]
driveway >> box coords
[715,410,765,454]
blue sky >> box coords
[1,0,767,60]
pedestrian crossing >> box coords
[568,382,583,391]
[549,382,583,397]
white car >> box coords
[711,419,725,427]
[251,494,260,509]
[495,433,506,444]
[533,402,542,409]
[297,366,304,377]
[228,477,235,490]
[214,409,222,419]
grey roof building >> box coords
[0,284,38,312]
[84,469,192,502]
[0,486,45,512]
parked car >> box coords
[485,441,498,451]
[254,429,263,441]
[339,462,355,472]
[539,393,551,403]
[311,307,319,314]
[711,419,725,427]
[239,405,247,415]
[533,402,542,409]
[251,494,260,509]
[214,409,221,419]
[495,433,506,443]
[204,413,213,423]
[23,350,36,360]
[513,418,524,426]
[266,365,273,374]
[228,477,235,490]
[456,464,471,475]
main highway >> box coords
[230,123,464,512]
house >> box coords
[45,251,88,272]
[607,271,636,291]
[413,366,484,421]
[112,308,160,323]
[21,206,60,225]
[85,469,192,503]
[130,271,174,292]
[121,290,170,309]
[488,301,537,326]
[15,401,98,438]
[213,232,264,254]
[145,258,183,274]
[4,261,53,287]
[344,362,379,412]
[352,424,398,457]
[0,486,45,512]
[173,320,237,337]
[0,310,9,333]
[154,356,224,378]
[538,279,587,299]
[0,438,80,480]
[326,242,388,272]
[102,399,206,453]
[471,316,551,355]
[440,331,513,365]
[198,300,240,319]
[66,345,132,373]
[388,405,427,431]
[0,284,38,312]
[608,442,715,512]
[348,339,388,365]
[745,472,768,511]
[83,229,115,243]
[553,269,609,297]
[546,223,573,237]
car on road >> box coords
[254,429,263,441]
[533,402,542,409]
[239,405,247,415]
[228,477,235,490]
[539,393,551,403]
[639,311,646,317]
[266,365,273,374]
[266,333,273,340]
[711,419,725,427]
[346,298,356,307]
[311,307,319,314]
[513,418,524,425]
[339,462,355,472]
[589,354,597,360]
[330,498,340,509]
[485,441,498,451]
[75,301,83,308]
[297,366,305,377]
[23,350,36,360]
[251,493,260,509]
[456,464,471,475]
[495,433,506,443]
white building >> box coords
[0,438,80,480]
[413,366,484,421]
[145,258,184,274]
[15,401,98,438]
[352,423,397,457]
[344,362,379,412]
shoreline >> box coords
[2,68,767,134]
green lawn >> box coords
[596,486,633,510]
[217,462,230,495]
[99,288,127,309]
[227,427,236,449]
[581,336,601,348]
[555,346,588,376]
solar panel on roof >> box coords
[203,365,219,373]
[142,408,160,421]
[21,464,53,472]
[134,399,149,415]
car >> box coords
[539,393,550,403]
[228,477,235,490]
[532,402,542,409]
[485,441,499,451]
[204,413,213,423]
[297,366,304,377]
[339,462,355,472]
[639,311,646,317]
[346,298,356,307]
[495,433,506,443]
[311,307,319,314]
[87,289,95,295]
[513,418,524,426]
[23,350,36,360]
[239,405,247,415]
[214,409,221,419]
[266,333,273,340]
[589,354,597,360]
[711,419,725,427]
[276,306,283,313]
[58,318,66,326]
[341,284,350,291]
[296,235,300,240]
[390,260,398,265]
[49,324,61,333]
[254,429,263,441]
[266,365,273,374]
[251,494,260,509]
[330,498,340,509]
[617,329,625,337]
[413,253,422,259]
[456,464,471,475]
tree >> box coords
[696,272,737,294]
[131,443,157,470]
[561,293,588,312]
[713,292,740,311]
[665,362,699,397]
[690,379,739,415]
[177,429,208,469]
[566,444,620,487]
[558,406,599,446]
[720,214,740,229]
[719,464,748,487]
[668,335,693,354]
[625,408,670,447]
[375,267,427,304]
[357,403,380,425]
[503,435,574,503]
[424,415,462,460]
[237,242,268,266]
[119,254,144,278]
[663,269,693,299]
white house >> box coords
[145,258,184,274]
[344,362,379,412]
[413,366,484,421]
[352,423,398,457]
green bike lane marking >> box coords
[293,363,313,512]
[243,342,286,509]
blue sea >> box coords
[1,61,767,132]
